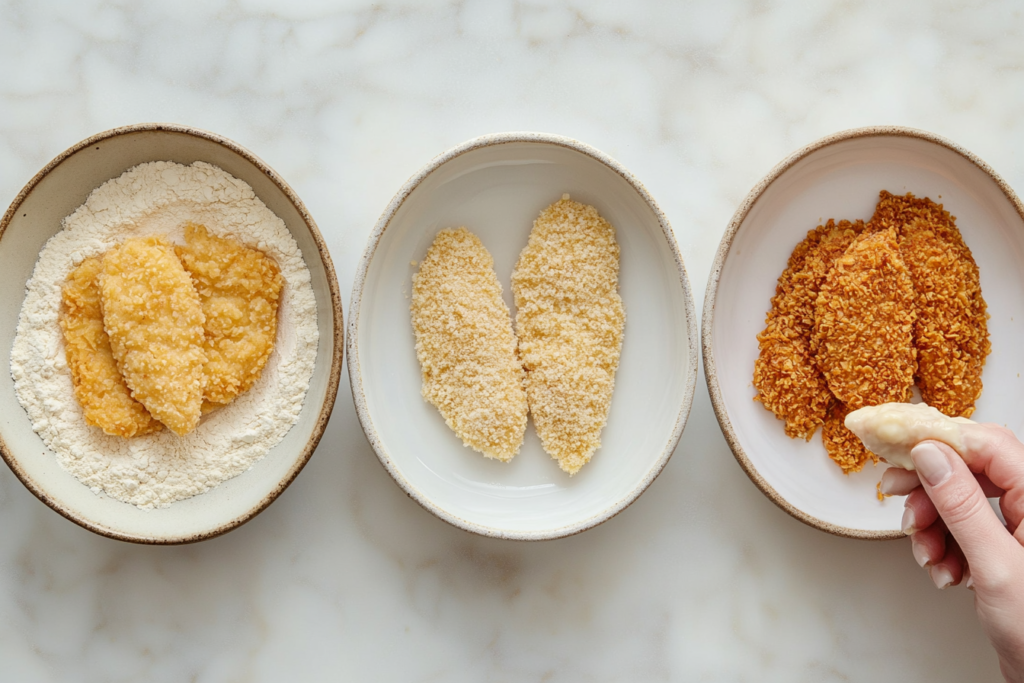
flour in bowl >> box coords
[10,161,319,508]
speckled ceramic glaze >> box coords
[0,123,344,544]
[703,126,1024,539]
[349,132,698,540]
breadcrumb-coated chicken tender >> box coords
[812,227,917,410]
[60,257,162,438]
[822,401,877,474]
[512,195,625,475]
[411,228,528,462]
[176,223,284,406]
[754,219,864,439]
[872,191,990,418]
[101,236,207,436]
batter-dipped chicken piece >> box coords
[60,257,162,438]
[411,228,528,462]
[512,195,625,475]
[812,228,917,471]
[101,236,207,436]
[753,219,864,440]
[871,191,990,418]
[176,223,284,407]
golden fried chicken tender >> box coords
[101,236,207,436]
[60,257,162,438]
[411,228,528,462]
[176,223,284,406]
[512,196,625,475]
[822,401,877,474]
[812,228,917,410]
[872,191,990,418]
[754,219,864,440]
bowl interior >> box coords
[711,133,1024,535]
[355,139,694,538]
[0,127,338,542]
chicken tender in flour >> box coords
[512,195,625,475]
[176,223,284,407]
[101,236,207,436]
[60,257,162,438]
[411,227,528,462]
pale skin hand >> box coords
[879,423,1024,683]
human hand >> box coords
[880,423,1024,683]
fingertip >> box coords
[911,441,954,487]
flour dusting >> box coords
[10,161,319,508]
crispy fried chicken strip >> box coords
[512,196,625,475]
[101,236,207,436]
[411,228,527,462]
[176,223,284,406]
[872,191,990,418]
[753,219,864,439]
[822,401,876,474]
[60,257,162,438]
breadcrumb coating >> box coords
[754,219,863,439]
[60,257,162,438]
[822,401,877,474]
[101,236,207,436]
[872,191,990,417]
[512,196,625,475]
[176,223,284,406]
[411,228,527,462]
[812,227,917,410]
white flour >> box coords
[10,161,319,508]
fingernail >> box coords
[912,442,953,487]
[879,476,896,496]
[912,538,931,567]
[930,565,954,589]
[901,506,916,535]
[965,572,975,591]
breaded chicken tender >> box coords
[812,228,917,409]
[812,228,917,471]
[512,195,625,475]
[872,191,990,418]
[754,219,864,439]
[411,228,527,461]
[176,223,284,406]
[60,257,162,438]
[101,236,207,436]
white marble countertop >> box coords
[2,1,1021,680]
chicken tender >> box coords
[176,223,284,406]
[411,228,527,462]
[872,191,990,418]
[845,402,973,471]
[821,401,876,474]
[754,219,864,439]
[512,195,625,475]
[60,257,162,438]
[101,236,207,436]
[812,227,917,409]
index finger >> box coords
[960,423,1024,532]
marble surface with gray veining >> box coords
[2,1,1022,680]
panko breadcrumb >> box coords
[511,195,625,475]
[872,191,990,418]
[822,401,876,474]
[754,219,863,439]
[101,236,207,436]
[176,223,284,407]
[60,257,162,438]
[411,228,527,461]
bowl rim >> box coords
[701,124,1024,541]
[347,131,699,541]
[0,122,345,545]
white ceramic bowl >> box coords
[703,126,1024,539]
[349,132,697,540]
[0,124,344,544]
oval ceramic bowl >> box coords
[0,123,344,544]
[703,126,1024,539]
[349,132,697,540]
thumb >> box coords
[911,440,1017,570]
